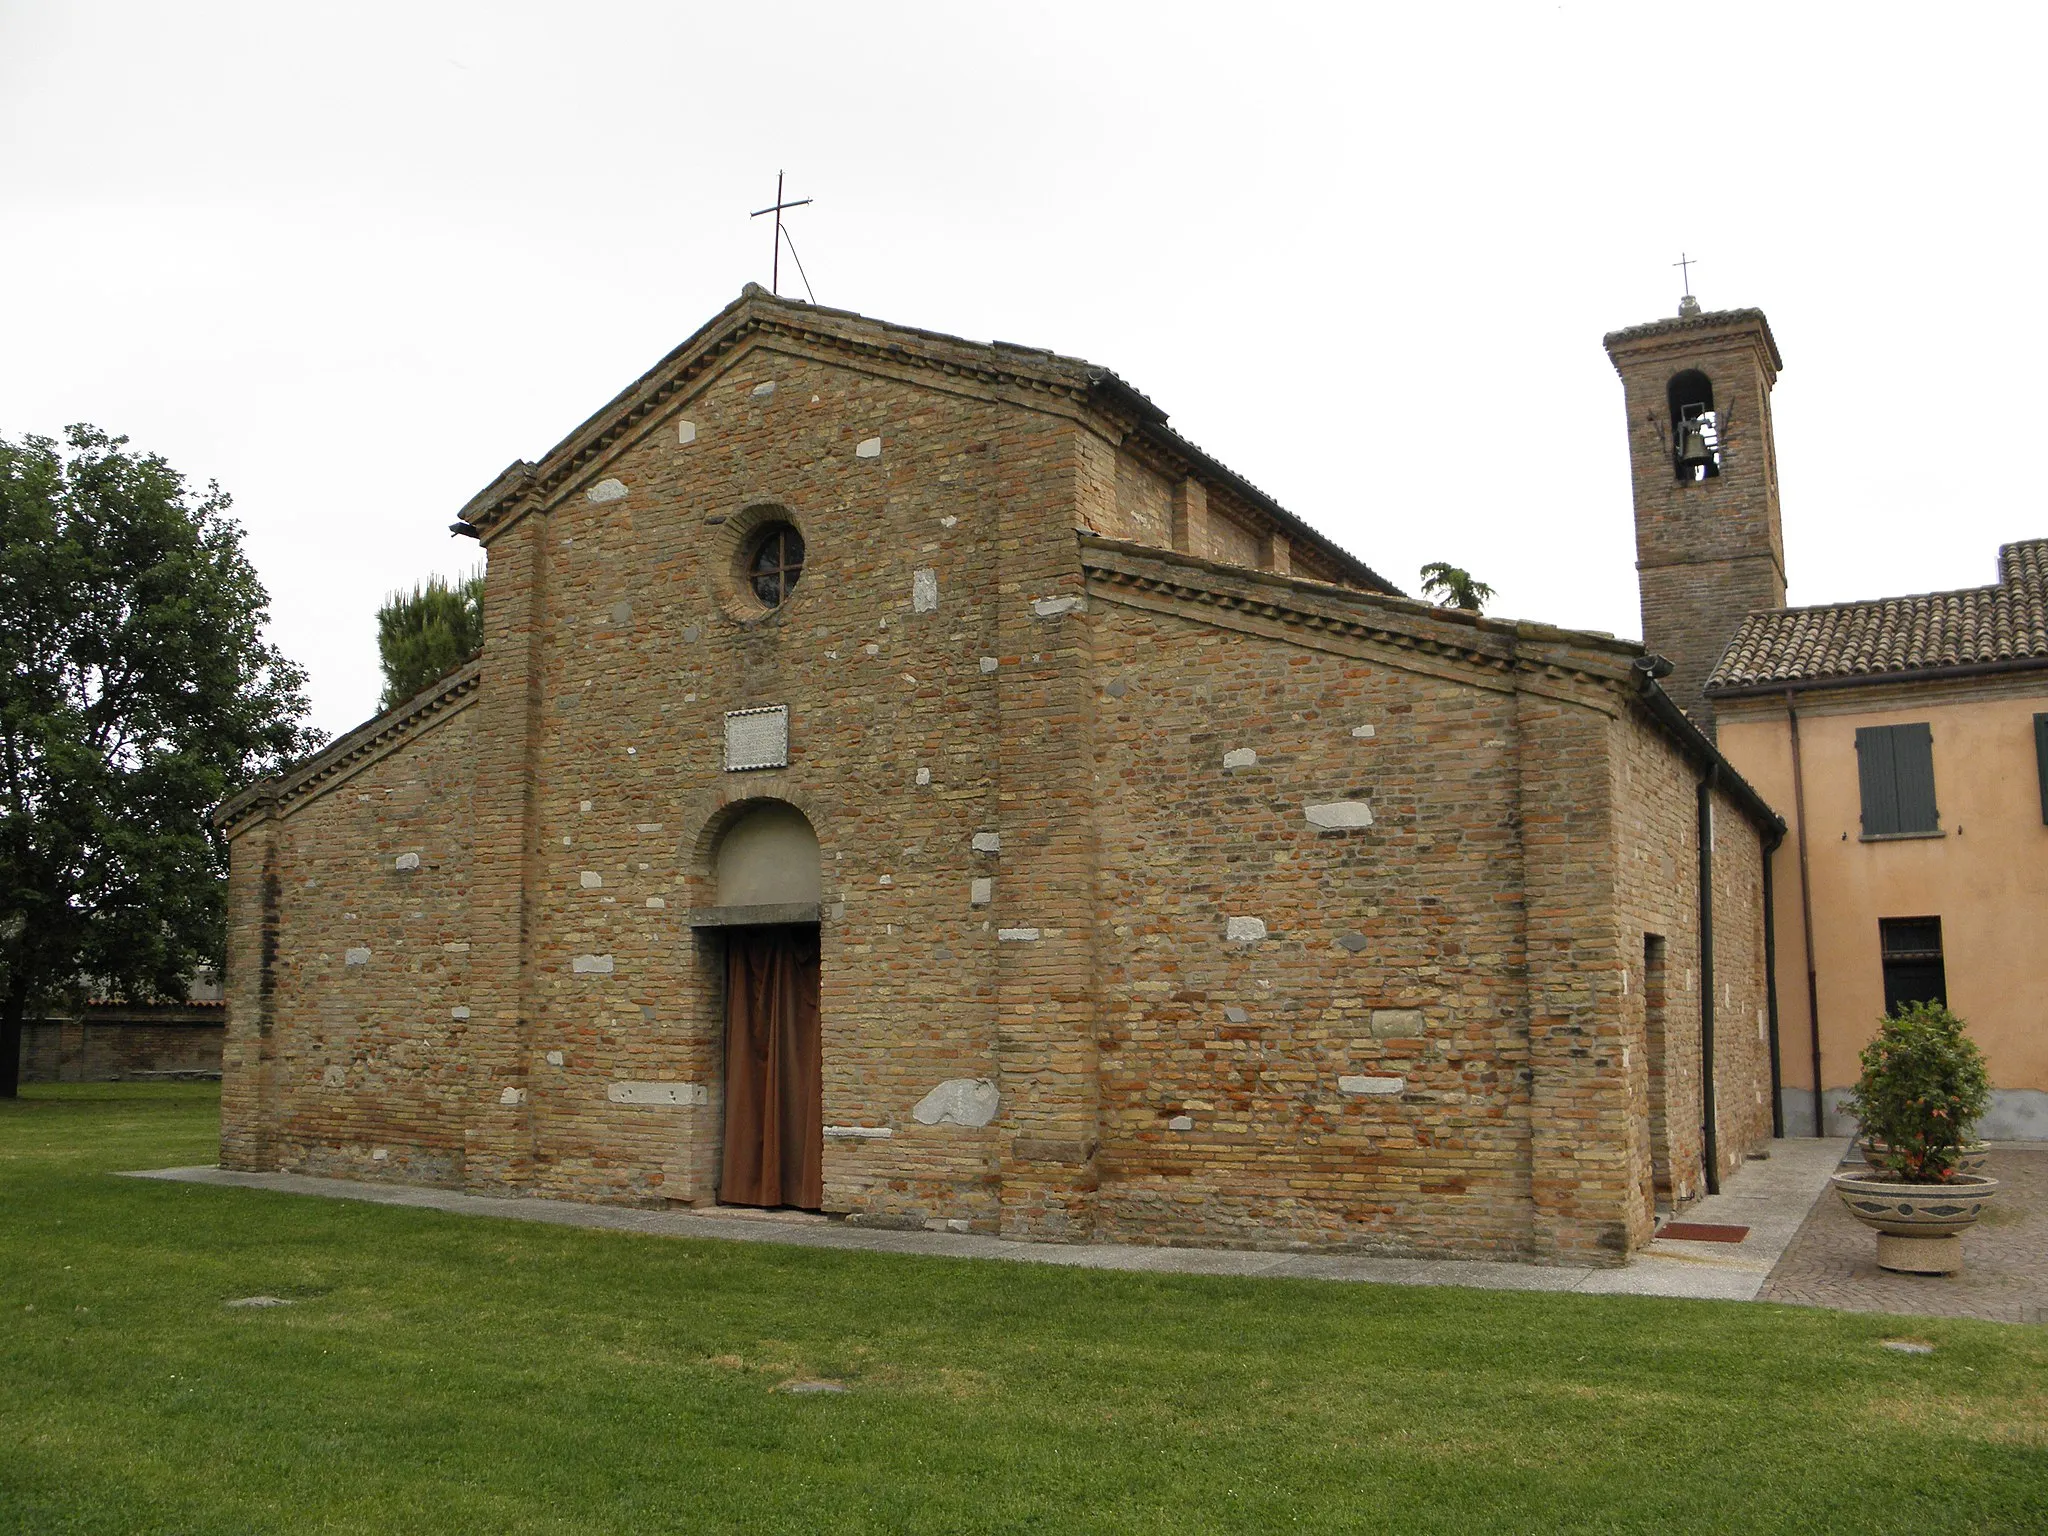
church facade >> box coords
[215,287,1780,1263]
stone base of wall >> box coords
[19,1013,224,1083]
[1782,1085,2048,1142]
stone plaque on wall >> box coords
[724,705,789,771]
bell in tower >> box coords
[1668,372,1722,482]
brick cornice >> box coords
[1602,306,1783,381]
[1078,535,1641,706]
[212,661,482,838]
[462,291,1112,542]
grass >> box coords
[3,1086,2045,1535]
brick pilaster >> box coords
[1516,687,1634,1262]
[991,424,1105,1239]
[462,503,550,1190]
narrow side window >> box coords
[1878,917,1946,1015]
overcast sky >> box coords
[4,2,2042,737]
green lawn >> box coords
[2,1086,2044,1535]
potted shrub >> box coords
[1831,1002,1998,1274]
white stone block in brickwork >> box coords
[1224,917,1267,944]
[912,567,938,612]
[500,1087,526,1106]
[586,478,628,504]
[1031,595,1083,618]
[676,419,696,445]
[394,852,420,871]
[997,927,1040,942]
[1305,801,1375,830]
[912,1079,999,1127]
[545,1051,565,1067]
[344,947,371,966]
[1351,724,1376,738]
[751,380,775,397]
[450,1006,470,1020]
[1222,749,1256,769]
[1338,1075,1405,1096]
[979,656,999,673]
[823,1125,893,1139]
[572,954,614,974]
[972,831,1001,853]
[580,871,602,889]
[646,897,666,909]
[1370,1008,1424,1038]
[607,1081,708,1107]
[970,877,993,906]
[916,768,931,786]
[856,436,882,459]
[1168,1114,1194,1131]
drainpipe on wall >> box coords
[1697,764,1720,1197]
[1785,690,1824,1138]
[1762,840,1785,1138]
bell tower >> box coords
[1604,299,1786,734]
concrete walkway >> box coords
[125,1138,1849,1304]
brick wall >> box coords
[222,698,477,1187]
[19,1013,223,1082]
[1609,710,1774,1234]
[1087,598,1535,1256]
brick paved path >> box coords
[1759,1146,2047,1325]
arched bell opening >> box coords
[1666,369,1722,482]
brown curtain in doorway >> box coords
[720,926,823,1209]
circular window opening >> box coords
[746,522,806,608]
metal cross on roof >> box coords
[751,171,814,300]
[1673,251,1699,298]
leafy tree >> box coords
[376,569,483,711]
[0,426,321,1097]
[1418,562,1495,613]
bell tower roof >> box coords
[1603,306,1784,377]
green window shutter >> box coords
[2035,714,2048,825]
[1856,725,1900,835]
[1892,723,1938,833]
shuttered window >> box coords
[1856,723,1939,836]
[2035,713,2048,825]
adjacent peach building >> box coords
[1708,544,2048,1137]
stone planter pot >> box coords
[1831,1171,2000,1274]
[1857,1137,1989,1175]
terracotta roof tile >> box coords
[1706,539,2048,691]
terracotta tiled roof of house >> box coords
[1706,539,2048,692]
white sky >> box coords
[4,1,2043,738]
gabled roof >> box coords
[213,660,482,836]
[1706,539,2048,694]
[454,286,1398,595]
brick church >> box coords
[215,285,1785,1264]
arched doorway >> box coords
[712,802,823,1210]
